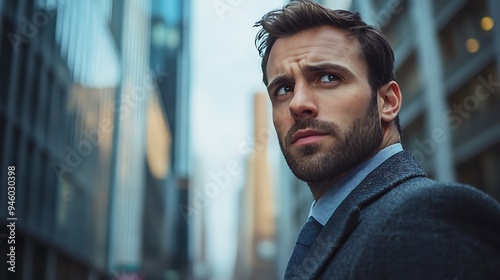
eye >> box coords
[276,84,294,96]
[319,74,341,83]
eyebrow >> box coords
[303,63,353,76]
[267,75,290,92]
[267,63,354,92]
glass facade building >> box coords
[0,0,190,279]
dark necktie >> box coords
[287,216,323,270]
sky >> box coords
[190,1,285,277]
[190,0,351,278]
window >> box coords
[44,71,55,142]
[3,127,22,221]
[28,55,42,127]
[32,242,47,280]
[402,115,428,166]
[39,152,56,236]
[44,155,57,235]
[4,0,18,16]
[0,18,15,106]
[433,0,449,14]
[48,85,62,145]
[0,115,5,161]
[14,46,30,116]
[446,63,499,133]
[438,0,494,75]
[0,116,7,218]
[457,143,500,201]
[396,52,421,107]
[380,0,412,48]
[27,146,42,229]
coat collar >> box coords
[285,151,426,278]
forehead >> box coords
[266,26,366,79]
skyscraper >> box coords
[0,0,189,278]
[234,93,277,279]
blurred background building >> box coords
[148,0,191,278]
[349,0,500,200]
[0,0,190,279]
[233,93,276,280]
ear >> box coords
[378,81,402,124]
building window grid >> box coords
[438,0,494,76]
[431,0,500,196]
[0,1,134,276]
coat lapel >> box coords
[288,151,426,279]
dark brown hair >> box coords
[254,0,400,133]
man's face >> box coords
[266,26,383,184]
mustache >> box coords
[284,118,339,145]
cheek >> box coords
[321,92,370,117]
[272,112,290,139]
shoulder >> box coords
[371,178,500,237]
[385,178,500,219]
[361,179,500,278]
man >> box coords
[254,1,500,279]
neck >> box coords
[308,175,346,201]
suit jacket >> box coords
[285,151,500,279]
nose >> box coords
[289,85,318,120]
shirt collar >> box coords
[308,143,403,226]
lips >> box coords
[291,129,329,145]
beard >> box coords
[278,97,383,183]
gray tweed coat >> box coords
[285,151,500,279]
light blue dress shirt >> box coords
[309,143,404,226]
